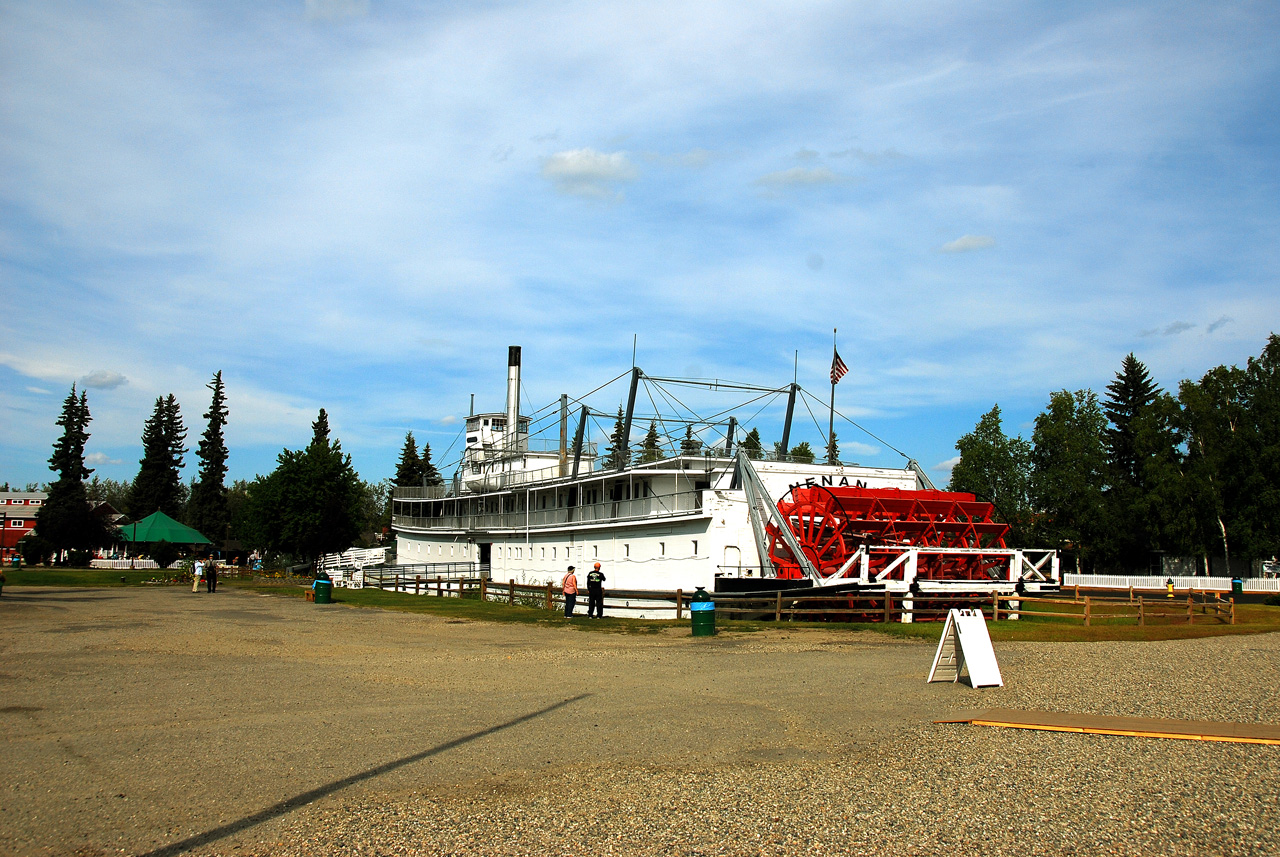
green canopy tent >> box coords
[119,511,212,546]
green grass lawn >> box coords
[8,567,1280,643]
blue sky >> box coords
[2,0,1278,489]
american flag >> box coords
[830,350,848,384]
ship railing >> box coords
[393,485,449,500]
[392,489,705,533]
[363,562,489,590]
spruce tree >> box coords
[638,421,663,463]
[1100,354,1190,570]
[36,386,105,556]
[680,425,703,455]
[825,431,839,465]
[394,432,423,487]
[788,441,816,464]
[605,407,630,469]
[1104,354,1160,488]
[130,395,187,519]
[188,372,230,544]
[740,428,764,459]
[311,408,331,447]
[420,441,443,486]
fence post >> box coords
[884,593,893,623]
[1138,596,1145,627]
[1074,584,1080,601]
[480,577,487,602]
[1129,584,1134,603]
[1084,596,1091,626]
[1230,597,1236,625]
[676,589,683,620]
[775,591,782,622]
[415,575,421,595]
[437,576,442,597]
[509,579,516,606]
[1187,595,1193,625]
[992,591,1000,621]
[546,582,553,611]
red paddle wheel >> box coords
[765,484,1011,583]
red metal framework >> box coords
[765,485,1012,583]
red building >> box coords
[1,491,47,562]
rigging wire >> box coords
[800,390,828,447]
[797,386,911,461]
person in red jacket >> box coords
[562,566,578,617]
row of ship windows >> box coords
[2,499,41,505]
[409,541,699,560]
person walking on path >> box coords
[562,566,578,618]
[205,557,218,593]
[192,558,204,593]
[587,562,606,618]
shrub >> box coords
[62,549,93,567]
[149,540,180,570]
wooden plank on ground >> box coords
[936,708,1280,745]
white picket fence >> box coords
[90,558,184,570]
[1063,573,1280,593]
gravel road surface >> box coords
[2,585,1278,856]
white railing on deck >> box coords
[1063,573,1280,593]
[319,547,389,588]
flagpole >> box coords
[828,328,837,465]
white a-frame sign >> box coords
[928,608,1004,688]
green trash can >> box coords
[314,579,333,604]
[690,586,715,637]
[1232,578,1243,597]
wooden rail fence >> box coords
[361,574,1236,625]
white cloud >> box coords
[754,167,849,189]
[81,370,128,389]
[939,235,996,253]
[26,386,50,394]
[1207,315,1233,333]
[439,415,459,426]
[934,456,961,473]
[86,451,122,466]
[1140,320,1195,337]
[541,149,637,200]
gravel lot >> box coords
[2,585,1278,856]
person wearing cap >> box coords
[562,566,579,617]
[587,562,606,618]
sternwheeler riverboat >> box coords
[387,347,1059,615]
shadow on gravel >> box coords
[136,693,592,857]
[0,591,125,603]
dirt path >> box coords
[1,586,952,856]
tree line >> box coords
[947,334,1280,573]
[28,373,443,566]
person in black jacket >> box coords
[587,562,606,618]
